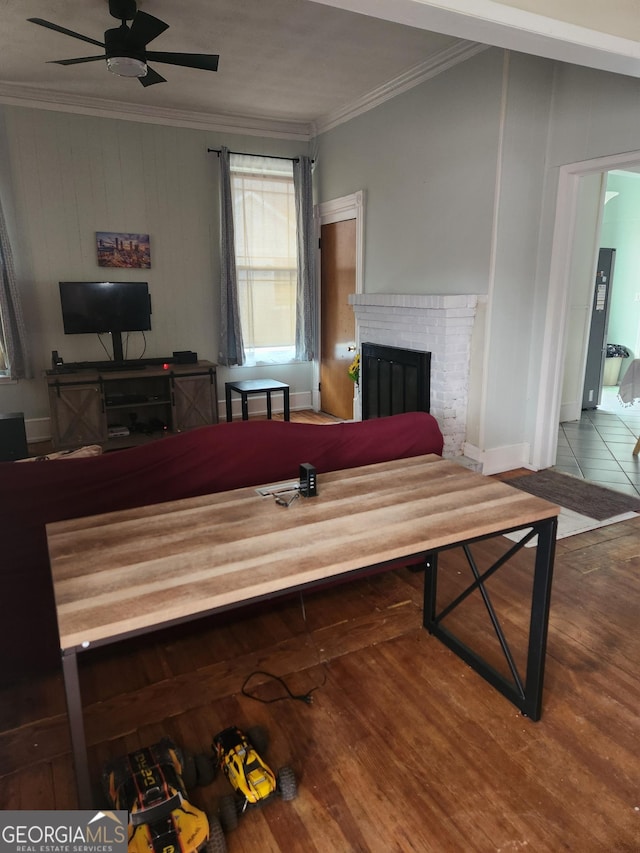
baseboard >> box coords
[453,455,483,472]
[25,417,51,444]
[463,441,532,475]
[559,402,580,422]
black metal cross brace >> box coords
[423,517,557,721]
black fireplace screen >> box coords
[361,342,431,420]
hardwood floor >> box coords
[272,409,342,424]
[1,510,638,851]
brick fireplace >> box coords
[350,294,479,457]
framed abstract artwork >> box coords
[97,232,151,269]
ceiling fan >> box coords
[27,0,219,87]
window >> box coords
[230,154,297,366]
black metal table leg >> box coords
[423,551,438,630]
[225,385,233,422]
[62,649,93,809]
[522,516,557,720]
[422,517,557,720]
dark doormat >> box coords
[507,469,640,520]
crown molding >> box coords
[311,0,640,79]
[313,39,487,136]
[0,40,483,141]
[0,83,313,141]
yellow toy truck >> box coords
[103,738,226,853]
[212,726,297,832]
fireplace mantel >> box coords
[350,293,479,457]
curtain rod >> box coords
[207,148,312,163]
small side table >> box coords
[225,379,290,422]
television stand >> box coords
[111,330,125,363]
[46,361,218,449]
[92,361,148,372]
[52,358,178,373]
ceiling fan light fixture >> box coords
[106,55,147,77]
[28,11,219,87]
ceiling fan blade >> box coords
[48,55,105,66]
[27,18,105,49]
[139,65,167,87]
[129,11,169,46]
[145,52,219,72]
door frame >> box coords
[313,190,365,412]
[559,172,607,424]
[532,148,640,470]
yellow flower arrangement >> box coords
[348,351,360,384]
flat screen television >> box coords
[59,281,151,362]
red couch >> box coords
[0,412,443,685]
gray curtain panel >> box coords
[0,196,31,380]
[293,156,316,362]
[218,146,245,366]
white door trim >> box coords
[532,149,640,470]
[316,190,365,293]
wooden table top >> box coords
[46,455,559,651]
[225,379,289,392]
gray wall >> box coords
[315,48,555,459]
[4,44,640,461]
[0,107,313,427]
[315,48,502,296]
[315,47,640,463]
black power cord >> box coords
[241,670,323,706]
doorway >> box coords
[315,191,364,418]
[320,219,356,419]
[534,150,640,470]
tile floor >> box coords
[555,387,640,498]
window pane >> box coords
[230,161,297,362]
[238,269,296,347]
[233,175,296,267]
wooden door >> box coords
[48,382,107,448]
[320,219,356,419]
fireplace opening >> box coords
[361,342,431,420]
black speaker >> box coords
[172,350,198,364]
[0,411,29,461]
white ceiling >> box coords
[0,0,638,140]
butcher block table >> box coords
[46,454,559,807]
